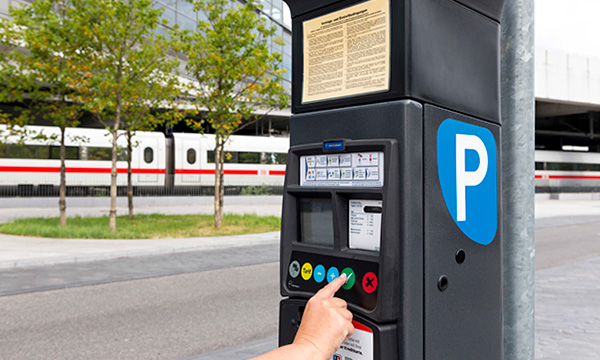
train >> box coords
[2,125,600,195]
[535,150,600,193]
[0,125,289,196]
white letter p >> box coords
[456,134,488,222]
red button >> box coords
[362,272,378,293]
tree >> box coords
[121,82,184,220]
[175,0,289,228]
[67,0,182,232]
[0,1,87,226]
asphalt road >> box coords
[0,215,598,360]
[0,261,280,360]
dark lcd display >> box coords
[300,198,334,246]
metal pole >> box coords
[500,0,536,359]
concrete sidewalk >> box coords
[0,231,279,270]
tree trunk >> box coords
[59,126,67,226]
[109,112,120,232]
[127,130,134,220]
[214,138,223,229]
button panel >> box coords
[286,251,379,310]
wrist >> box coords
[292,338,323,360]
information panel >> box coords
[302,0,390,103]
[300,152,384,187]
[349,199,382,252]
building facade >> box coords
[0,0,293,135]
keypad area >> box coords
[286,251,379,310]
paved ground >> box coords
[535,256,600,360]
[1,197,600,359]
[0,260,281,360]
[0,243,278,296]
[0,232,278,269]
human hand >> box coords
[292,273,354,359]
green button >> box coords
[341,267,355,290]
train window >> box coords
[187,148,196,164]
[208,151,240,164]
[239,152,260,164]
[144,147,154,163]
[537,162,600,171]
[50,146,79,160]
[0,144,50,159]
[207,151,287,164]
[80,147,127,161]
[535,162,545,171]
[262,152,287,165]
[0,143,130,162]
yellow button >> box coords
[301,262,313,281]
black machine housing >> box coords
[279,0,505,359]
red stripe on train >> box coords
[1,166,286,175]
[535,174,600,180]
[174,169,286,176]
[0,166,165,174]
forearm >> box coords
[249,340,321,360]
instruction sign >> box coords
[349,199,382,252]
[334,320,374,360]
[300,152,384,187]
[302,0,390,103]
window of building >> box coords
[155,2,176,27]
[178,14,196,31]
[282,2,291,29]
[144,147,154,164]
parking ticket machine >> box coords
[280,0,506,359]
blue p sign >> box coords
[437,119,497,245]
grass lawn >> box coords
[0,214,281,239]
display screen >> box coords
[300,198,334,246]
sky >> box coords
[536,0,600,58]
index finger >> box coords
[315,273,347,299]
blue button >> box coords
[327,267,339,283]
[313,265,325,283]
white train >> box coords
[535,150,600,193]
[0,125,289,195]
[2,125,598,195]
